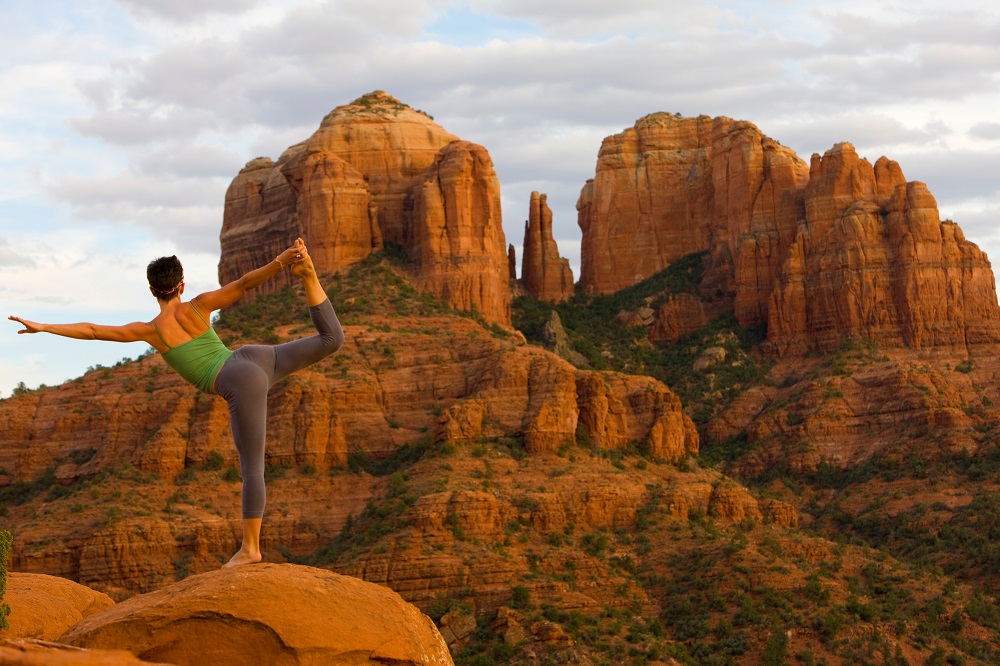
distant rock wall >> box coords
[578,115,1000,354]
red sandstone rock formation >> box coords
[60,563,453,666]
[648,294,709,343]
[508,243,517,281]
[409,141,512,324]
[521,192,574,303]
[766,144,1000,354]
[578,115,1000,354]
[3,573,114,641]
[218,91,511,324]
[576,113,809,327]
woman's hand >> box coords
[8,315,42,334]
[276,237,308,268]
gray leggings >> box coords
[214,299,344,518]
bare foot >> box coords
[223,548,262,568]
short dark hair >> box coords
[147,256,184,300]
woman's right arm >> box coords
[9,316,155,344]
[193,238,306,313]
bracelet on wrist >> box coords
[275,256,285,269]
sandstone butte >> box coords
[519,191,574,303]
[218,90,511,326]
[576,113,1000,354]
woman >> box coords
[9,237,344,568]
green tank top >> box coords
[152,303,234,394]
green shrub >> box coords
[509,585,532,610]
[201,450,225,471]
[0,530,12,630]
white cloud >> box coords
[969,122,1000,141]
[4,0,1000,397]
[114,0,259,23]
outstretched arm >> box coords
[8,316,153,344]
[192,238,307,313]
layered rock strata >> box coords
[521,192,574,303]
[219,91,511,324]
[1,310,697,595]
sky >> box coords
[2,0,1000,398]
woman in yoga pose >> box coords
[9,237,344,567]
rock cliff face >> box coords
[218,91,511,325]
[0,315,691,488]
[577,115,1000,354]
[521,192,574,303]
[766,143,1000,354]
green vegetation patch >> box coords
[512,251,769,425]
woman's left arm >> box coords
[193,238,306,313]
[8,316,153,343]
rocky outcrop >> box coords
[218,91,511,325]
[766,144,1000,354]
[60,563,453,666]
[521,192,574,303]
[576,113,809,327]
[648,294,709,343]
[2,573,114,641]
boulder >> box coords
[3,573,114,641]
[60,563,453,666]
